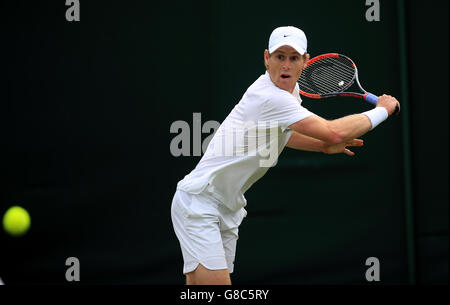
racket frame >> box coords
[298,53,378,105]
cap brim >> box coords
[269,40,306,55]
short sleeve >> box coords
[260,91,314,132]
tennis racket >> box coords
[298,53,399,114]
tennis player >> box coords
[171,26,400,285]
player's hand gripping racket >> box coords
[298,53,399,115]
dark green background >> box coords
[1,0,447,284]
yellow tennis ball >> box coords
[2,206,31,236]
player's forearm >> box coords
[327,113,372,143]
[286,131,325,152]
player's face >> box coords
[264,46,309,93]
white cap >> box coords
[268,26,307,55]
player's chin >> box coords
[277,77,294,91]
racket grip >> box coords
[364,93,378,105]
[366,92,400,115]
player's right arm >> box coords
[289,94,399,144]
[286,130,364,156]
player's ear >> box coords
[264,49,270,69]
[303,53,310,69]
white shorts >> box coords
[171,188,247,275]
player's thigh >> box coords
[186,263,231,285]
[172,190,230,276]
[218,207,246,274]
[220,227,239,273]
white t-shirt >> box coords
[177,71,314,211]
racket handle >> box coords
[366,92,400,115]
[364,93,378,105]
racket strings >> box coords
[301,69,351,93]
[306,57,355,86]
[298,56,356,95]
[302,69,352,93]
[299,60,354,94]
[299,59,354,93]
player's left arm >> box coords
[286,131,364,156]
